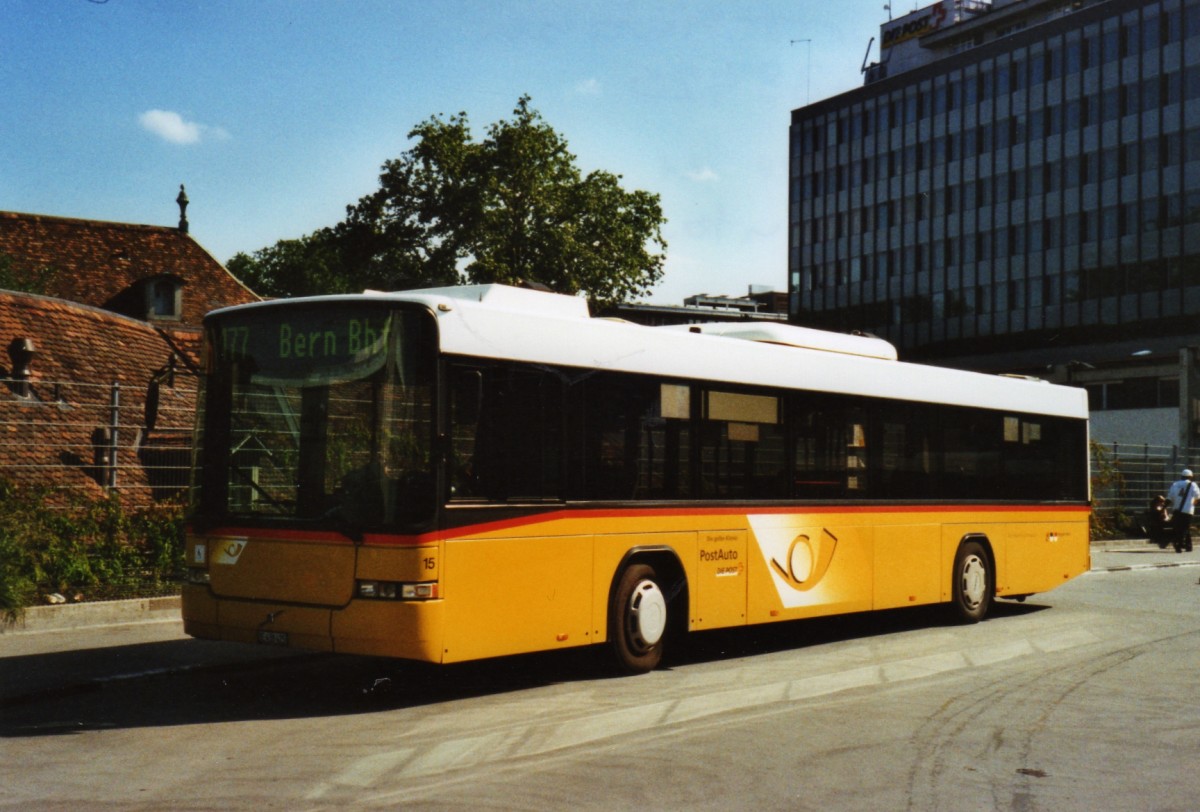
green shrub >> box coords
[0,528,36,625]
[1089,441,1129,539]
[0,479,185,625]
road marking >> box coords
[316,627,1102,791]
[306,749,413,798]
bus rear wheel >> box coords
[951,540,992,623]
[610,563,667,674]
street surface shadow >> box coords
[0,599,1049,738]
[671,598,1047,667]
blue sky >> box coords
[3,0,892,303]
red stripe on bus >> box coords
[430,503,1090,542]
[191,503,1089,547]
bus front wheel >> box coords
[951,539,992,623]
[610,563,667,674]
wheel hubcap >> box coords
[628,580,667,650]
[960,555,987,609]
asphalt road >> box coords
[2,543,1199,811]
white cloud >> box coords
[686,167,719,182]
[139,109,229,145]
[573,78,602,96]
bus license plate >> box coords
[258,630,288,646]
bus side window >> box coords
[576,374,691,500]
[698,388,785,499]
[792,394,865,499]
[448,367,483,499]
[453,363,564,502]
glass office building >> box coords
[789,0,1200,448]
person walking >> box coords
[1167,468,1199,553]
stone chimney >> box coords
[8,337,36,397]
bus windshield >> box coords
[196,302,437,530]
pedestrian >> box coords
[1167,468,1199,553]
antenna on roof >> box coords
[861,36,876,73]
[176,184,189,234]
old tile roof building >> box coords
[0,197,259,506]
[0,204,255,328]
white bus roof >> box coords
[223,284,1089,420]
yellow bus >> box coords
[183,284,1090,673]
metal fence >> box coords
[1091,442,1200,535]
[0,374,198,508]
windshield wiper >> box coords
[230,465,294,512]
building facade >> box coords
[789,0,1200,450]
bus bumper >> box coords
[181,585,445,663]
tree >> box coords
[230,97,667,306]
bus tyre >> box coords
[951,540,992,623]
[610,563,667,674]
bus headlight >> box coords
[357,580,438,600]
[401,583,437,599]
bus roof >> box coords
[214,284,1089,420]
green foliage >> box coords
[0,529,36,625]
[0,480,185,625]
[1089,441,1128,539]
[228,232,346,300]
[0,252,59,295]
[231,96,667,307]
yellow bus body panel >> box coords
[204,534,353,606]
[183,506,1090,664]
[330,600,445,661]
[441,533,594,663]
[985,518,1090,596]
[874,524,941,609]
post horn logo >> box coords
[770,528,838,592]
[213,538,247,565]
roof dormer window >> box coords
[146,274,184,321]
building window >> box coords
[146,276,183,321]
[1086,378,1180,411]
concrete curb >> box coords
[2,596,181,635]
[1091,560,1200,573]
[1094,561,1200,573]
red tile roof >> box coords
[0,290,200,505]
[0,210,258,326]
